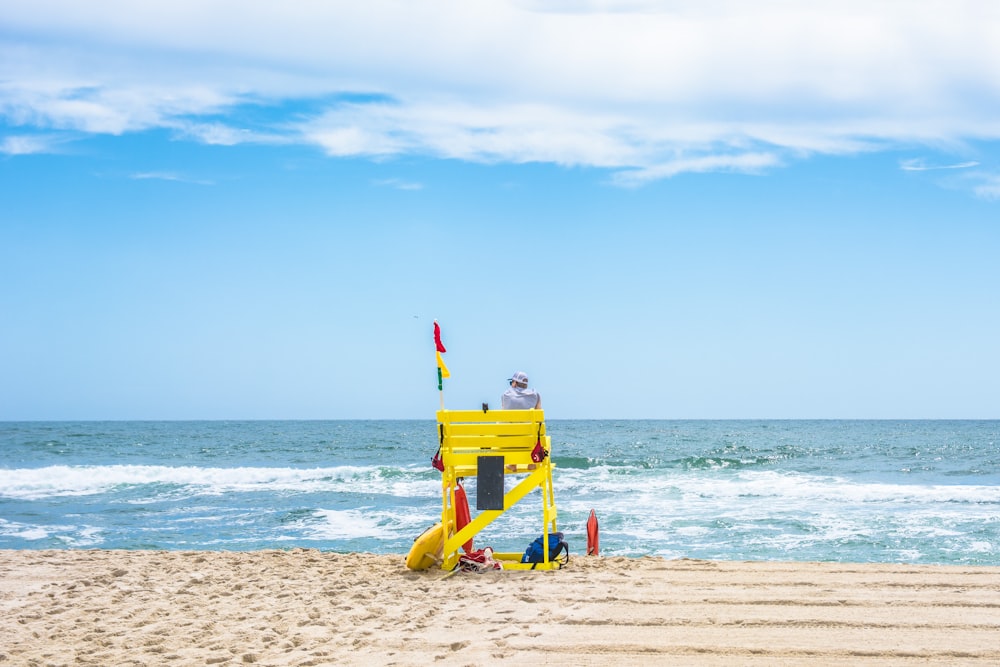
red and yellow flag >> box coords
[434,321,450,384]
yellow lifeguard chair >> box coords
[436,408,561,570]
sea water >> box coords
[1,420,998,565]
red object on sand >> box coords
[587,509,599,556]
[455,481,473,553]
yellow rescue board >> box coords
[405,523,445,571]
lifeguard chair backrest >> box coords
[436,409,547,476]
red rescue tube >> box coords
[586,509,599,556]
[455,481,473,553]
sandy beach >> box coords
[2,550,999,666]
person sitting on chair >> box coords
[502,371,541,409]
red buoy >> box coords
[586,509,599,556]
[455,481,473,553]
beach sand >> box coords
[2,550,999,666]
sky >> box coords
[1,0,998,420]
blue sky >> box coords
[2,1,998,420]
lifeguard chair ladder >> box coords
[437,408,560,570]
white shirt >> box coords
[502,386,541,409]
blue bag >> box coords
[521,531,569,565]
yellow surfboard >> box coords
[405,523,445,571]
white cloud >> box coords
[300,100,644,167]
[373,178,424,191]
[129,171,214,185]
[176,122,283,147]
[0,78,238,135]
[900,159,980,172]
[899,160,1000,201]
[130,171,181,181]
[612,152,783,187]
[972,175,1000,201]
[0,133,61,155]
[2,1,1000,182]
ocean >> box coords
[1,420,998,565]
